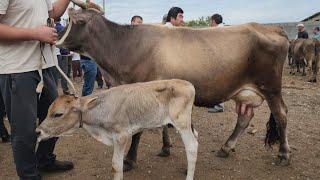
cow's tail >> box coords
[265,113,280,147]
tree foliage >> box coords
[185,16,211,27]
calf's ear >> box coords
[80,96,99,111]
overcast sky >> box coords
[84,0,318,25]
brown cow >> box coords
[56,5,291,169]
[289,38,320,82]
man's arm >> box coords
[0,21,58,44]
[49,0,71,19]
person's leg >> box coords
[52,55,62,86]
[36,67,58,167]
[67,56,72,78]
[96,68,104,88]
[72,61,78,79]
[80,60,97,96]
[0,72,41,179]
[58,56,69,94]
[36,67,74,171]
[76,61,82,77]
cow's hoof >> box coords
[216,148,230,158]
[157,148,171,157]
[275,155,291,166]
[123,159,137,172]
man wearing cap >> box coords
[297,23,309,39]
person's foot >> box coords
[39,160,74,172]
[208,107,224,113]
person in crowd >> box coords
[55,17,71,95]
[297,23,309,39]
[131,15,143,25]
[208,13,225,113]
[211,13,224,27]
[71,51,82,82]
[165,7,184,27]
[0,0,74,179]
[80,55,99,96]
[313,26,320,40]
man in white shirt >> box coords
[164,7,184,27]
[208,13,225,113]
[0,0,73,179]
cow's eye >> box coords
[54,113,64,118]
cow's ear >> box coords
[80,96,99,111]
[68,8,87,25]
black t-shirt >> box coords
[298,31,309,39]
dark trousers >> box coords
[0,67,58,179]
[0,89,9,138]
[58,55,70,93]
[71,60,82,78]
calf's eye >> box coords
[54,113,64,118]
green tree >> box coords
[185,16,211,27]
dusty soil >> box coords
[1,66,320,180]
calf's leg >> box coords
[112,133,129,180]
[180,129,198,180]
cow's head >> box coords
[56,0,104,53]
[36,95,98,142]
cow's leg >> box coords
[265,95,290,166]
[157,126,171,157]
[112,133,129,180]
[302,59,307,76]
[123,132,142,172]
[216,103,254,158]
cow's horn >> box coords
[70,0,87,9]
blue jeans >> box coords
[80,60,98,96]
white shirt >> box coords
[71,52,80,61]
[217,23,224,27]
[0,0,57,74]
[164,22,174,27]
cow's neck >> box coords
[83,19,139,84]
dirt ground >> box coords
[1,65,320,180]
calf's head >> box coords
[36,95,98,142]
